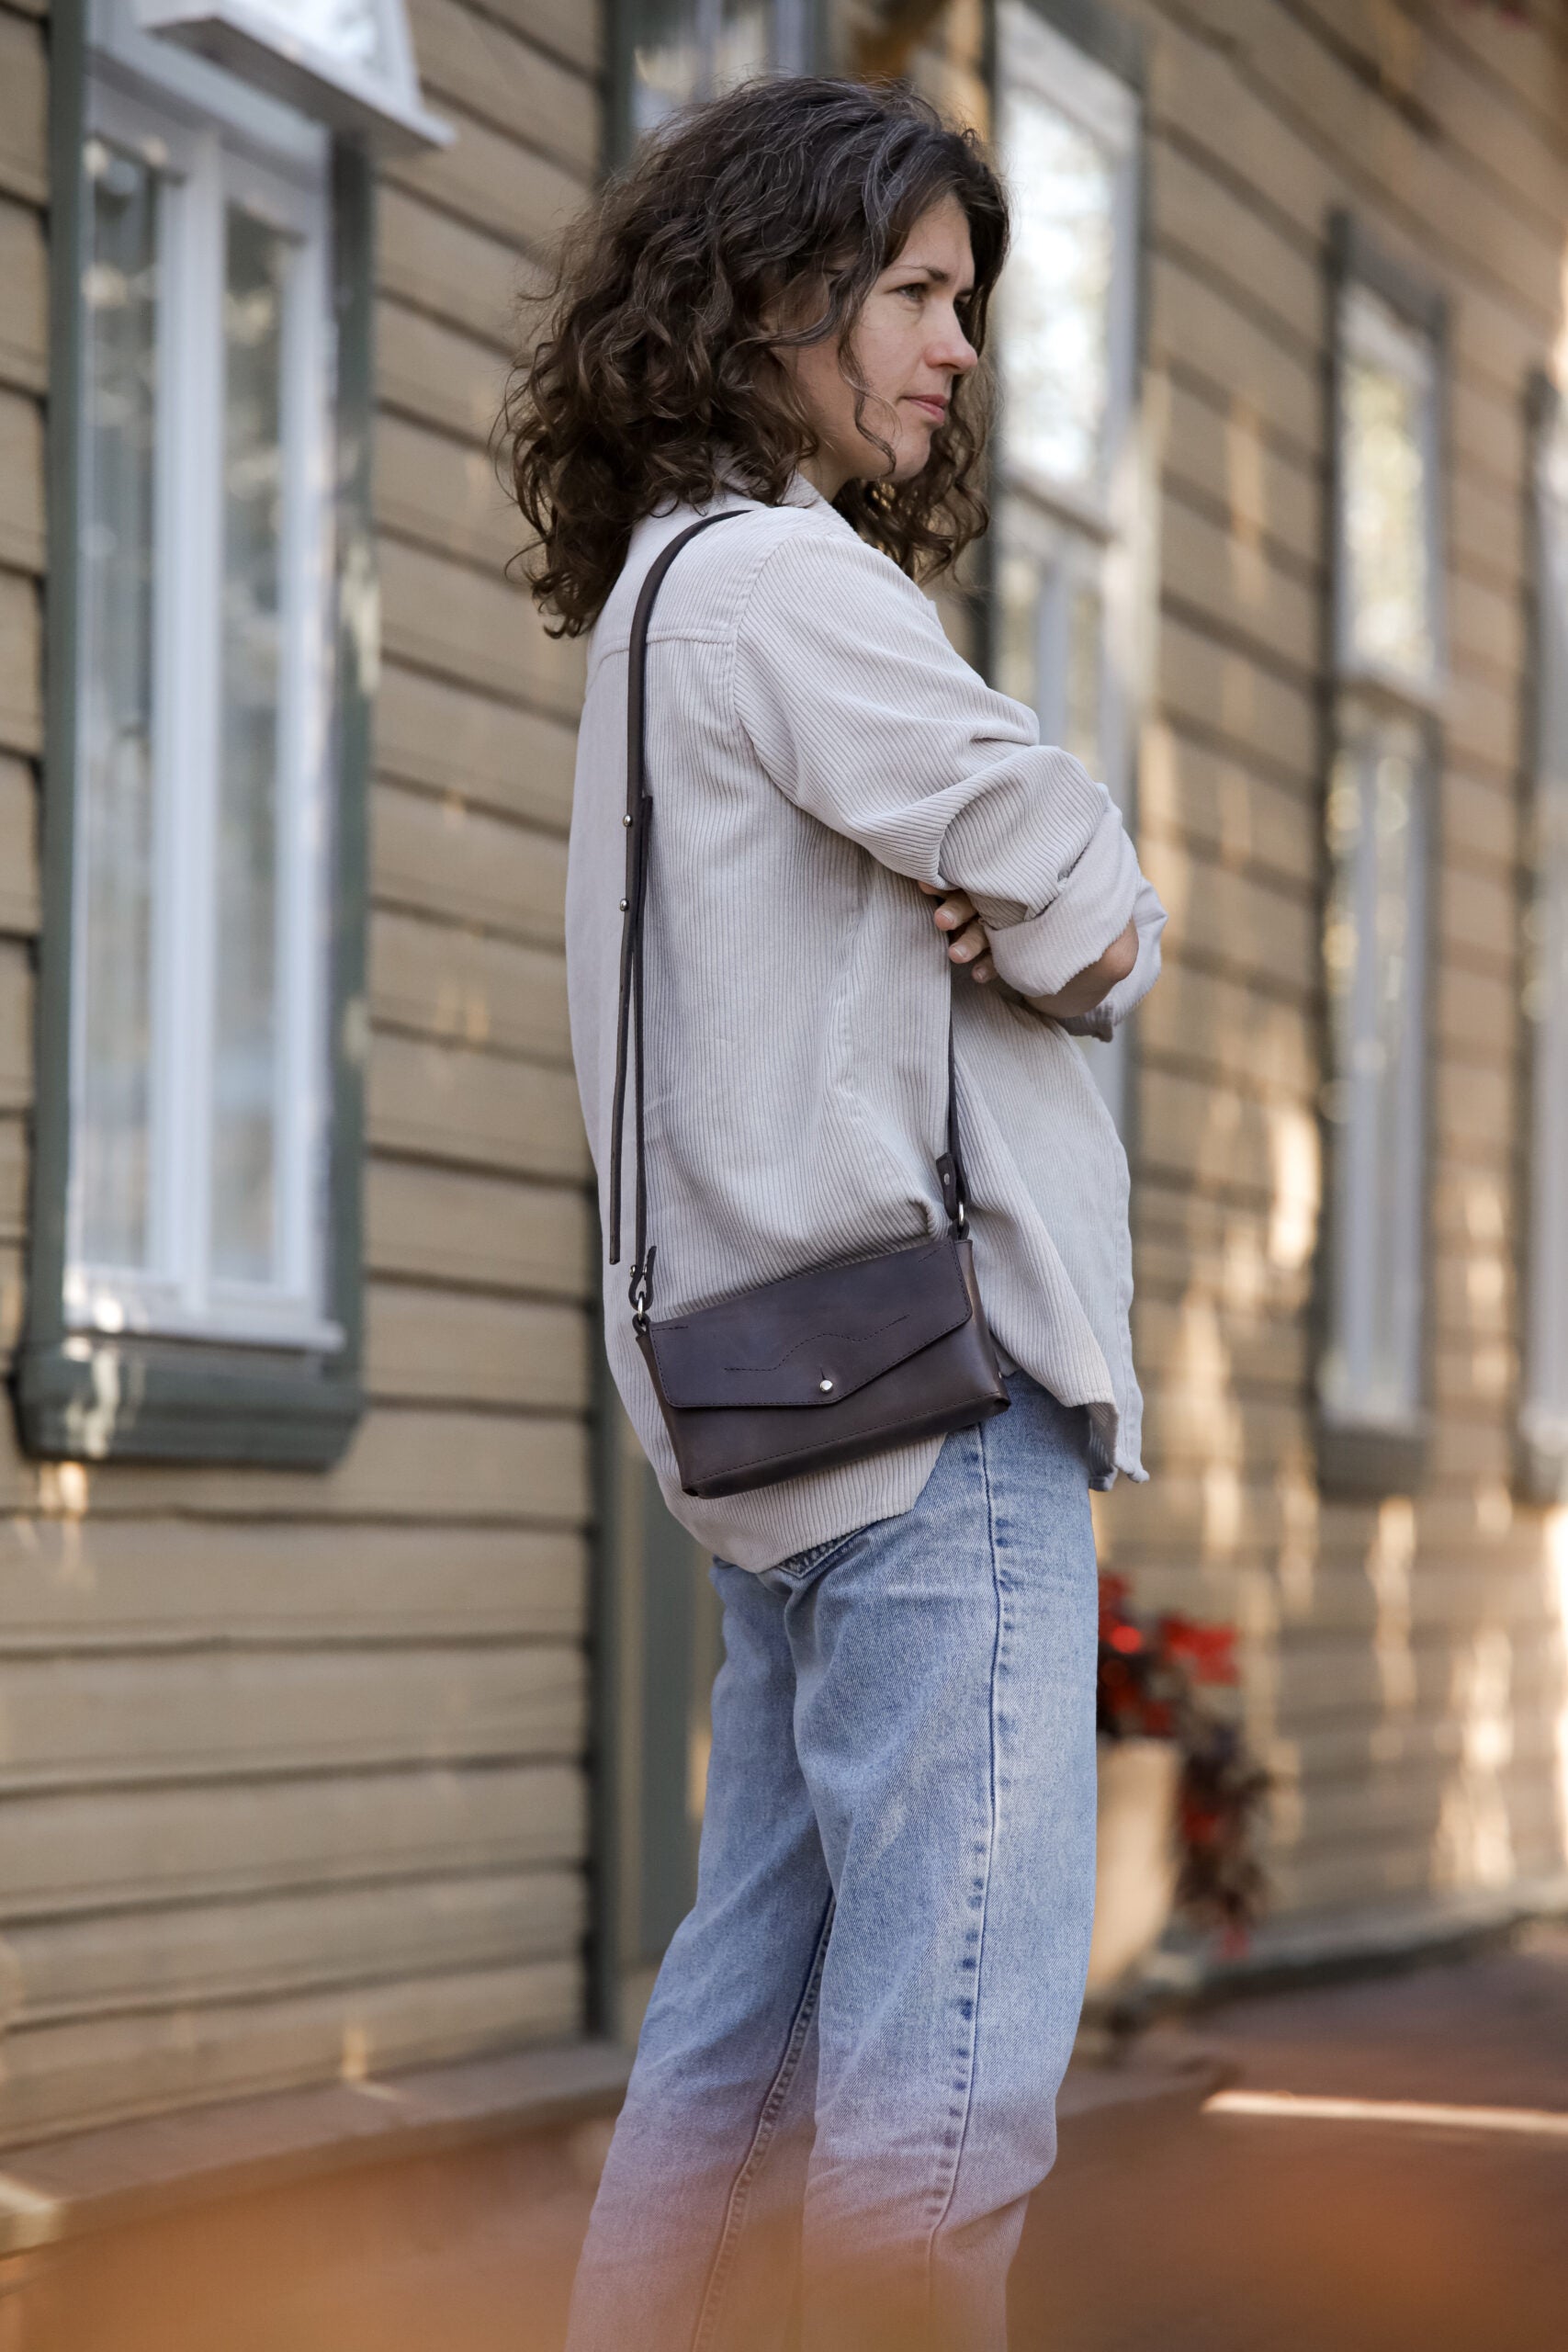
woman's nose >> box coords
[931,311,978,376]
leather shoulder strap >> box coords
[605,507,970,1323]
[608,513,740,1284]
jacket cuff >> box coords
[985,817,1141,1000]
[1055,881,1167,1037]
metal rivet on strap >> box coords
[618,898,628,911]
[818,1378,834,1393]
[623,814,633,827]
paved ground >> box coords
[10,1924,1567,2349]
[1012,1921,1568,2352]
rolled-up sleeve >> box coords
[732,525,1159,1006]
[1053,873,1168,1040]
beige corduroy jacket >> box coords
[565,479,1167,1573]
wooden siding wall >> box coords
[1092,0,1568,1929]
[0,0,603,2147]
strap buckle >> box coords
[628,1245,657,1331]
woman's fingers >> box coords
[923,887,976,933]
[914,883,993,980]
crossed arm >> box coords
[919,883,1139,1020]
[734,525,1166,1031]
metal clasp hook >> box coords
[628,1245,657,1330]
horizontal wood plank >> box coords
[0,1960,581,2148]
[378,295,512,444]
[378,536,585,717]
[47,1405,591,1524]
[0,1643,587,1789]
[1134,1289,1310,1396]
[0,569,40,755]
[1149,251,1319,464]
[466,0,602,75]
[1138,1064,1282,1203]
[0,198,45,396]
[366,1159,592,1301]
[0,1112,25,1241]
[370,908,571,1066]
[373,776,569,943]
[1138,837,1316,1000]
[378,184,538,346]
[407,0,598,176]
[0,752,38,934]
[0,1516,586,1645]
[1155,611,1316,787]
[0,13,45,207]
[376,411,523,571]
[1140,956,1316,1098]
[383,102,588,259]
[1158,492,1320,686]
[366,1281,591,1410]
[1159,372,1320,577]
[1137,719,1314,890]
[369,1031,588,1183]
[0,936,30,1107]
[1178,0,1562,333]
[0,1761,587,1919]
[0,387,42,573]
[375,662,576,832]
[6,1867,584,2029]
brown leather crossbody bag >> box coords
[608,513,1009,1500]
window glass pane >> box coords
[1322,722,1427,1424]
[631,0,775,135]
[244,0,387,71]
[1340,294,1437,680]
[77,141,160,1273]
[212,203,290,1284]
[998,86,1115,489]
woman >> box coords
[504,75,1166,2352]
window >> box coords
[71,81,335,1352]
[17,0,434,1463]
[618,0,813,145]
[1520,379,1568,1499]
[1316,220,1445,1487]
[990,0,1142,1124]
[139,0,449,151]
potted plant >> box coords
[1085,1575,1269,1998]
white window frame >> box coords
[1521,383,1568,1491]
[1317,223,1445,1469]
[137,0,449,153]
[992,0,1142,1128]
[66,40,341,1351]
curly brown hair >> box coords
[500,77,1010,637]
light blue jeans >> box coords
[565,1374,1100,2352]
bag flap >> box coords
[646,1237,972,1409]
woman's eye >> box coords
[896,282,926,304]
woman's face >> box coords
[783,193,979,502]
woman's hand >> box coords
[918,882,996,983]
[918,883,1138,1018]
[1026,921,1139,1019]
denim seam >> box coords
[690,1896,835,2352]
[920,1422,1006,2311]
[771,1526,860,1586]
